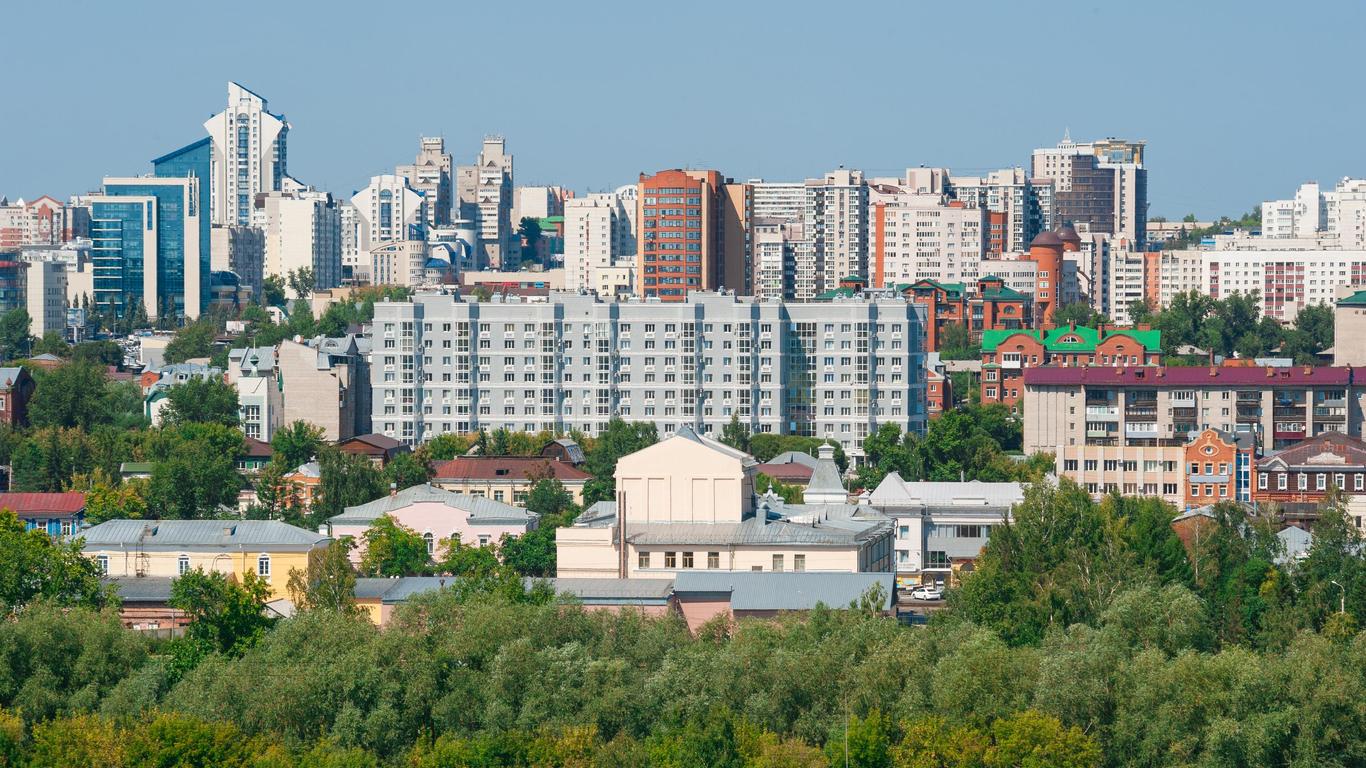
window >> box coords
[664,551,677,568]
[1259,473,1268,490]
[1298,474,1307,491]
[1279,473,1288,490]
[177,554,190,575]
[793,554,805,572]
[925,551,950,569]
[478,535,491,547]
[1317,474,1326,491]
[96,554,108,575]
[1357,474,1364,492]
[682,551,694,568]
[638,551,650,569]
[257,554,271,578]
[1336,473,1346,490]
[772,554,784,572]
[423,532,434,555]
[707,551,720,569]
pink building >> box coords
[326,483,539,563]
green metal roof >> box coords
[981,285,1027,301]
[1338,289,1366,307]
[910,279,965,298]
[814,288,857,301]
[980,325,1161,353]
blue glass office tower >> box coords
[152,138,212,315]
[88,138,209,320]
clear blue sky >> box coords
[2,0,1363,219]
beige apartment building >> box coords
[556,427,893,579]
[1024,365,1363,504]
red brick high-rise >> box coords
[636,170,730,301]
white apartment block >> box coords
[255,190,342,289]
[204,82,291,227]
[24,259,66,337]
[750,180,806,222]
[1107,249,1148,326]
[456,137,514,268]
[395,137,452,229]
[1264,179,1366,250]
[511,185,567,223]
[868,182,983,286]
[228,346,282,441]
[1157,249,1203,308]
[949,168,1050,254]
[564,192,636,293]
[1204,249,1366,321]
[977,258,1037,296]
[805,169,867,292]
[350,175,425,253]
[369,291,927,458]
[751,219,804,300]
[370,241,429,287]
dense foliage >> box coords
[1131,290,1333,362]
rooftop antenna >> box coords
[1062,127,1072,144]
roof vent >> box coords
[223,525,235,536]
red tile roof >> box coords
[0,492,86,515]
[1024,365,1354,387]
[242,436,273,458]
[433,457,591,482]
[754,463,815,483]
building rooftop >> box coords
[432,456,591,482]
[867,474,1024,511]
[673,571,895,611]
[1258,432,1366,471]
[329,483,538,526]
[1023,365,1351,387]
[0,367,27,388]
[81,519,330,550]
[1338,289,1366,307]
[104,576,176,602]
[981,325,1160,353]
[0,491,86,515]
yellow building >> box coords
[81,519,330,600]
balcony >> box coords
[1086,405,1119,418]
[1124,408,1159,422]
[1125,423,1160,437]
[1171,407,1197,420]
[1313,407,1346,420]
[1273,407,1306,419]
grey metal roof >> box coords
[1276,526,1313,564]
[81,519,329,551]
[804,455,846,499]
[105,576,175,602]
[673,571,895,611]
[0,367,25,388]
[670,425,758,467]
[768,451,819,468]
[625,511,888,547]
[329,483,538,526]
[547,577,675,603]
[576,501,618,528]
[868,474,1024,512]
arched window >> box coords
[178,554,190,575]
[423,532,434,556]
[257,554,271,578]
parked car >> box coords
[909,585,944,601]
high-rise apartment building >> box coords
[25,259,66,338]
[750,181,806,222]
[0,196,84,249]
[256,190,342,290]
[721,182,753,294]
[456,137,514,268]
[949,168,1051,254]
[210,225,265,300]
[751,219,804,300]
[1032,136,1147,246]
[395,137,452,229]
[564,190,637,294]
[350,174,426,253]
[805,169,868,293]
[868,180,983,288]
[204,82,292,227]
[368,291,927,457]
[1262,178,1366,250]
[636,169,725,301]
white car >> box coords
[909,585,944,601]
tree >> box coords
[28,361,114,430]
[0,510,113,613]
[314,448,387,521]
[755,473,803,504]
[169,568,274,655]
[1126,298,1155,326]
[160,377,241,428]
[163,318,217,364]
[78,471,148,524]
[271,420,325,470]
[938,323,976,361]
[31,331,70,358]
[582,419,658,504]
[383,450,432,491]
[287,267,316,299]
[825,709,892,768]
[720,414,751,453]
[1053,302,1100,328]
[418,432,472,462]
[501,477,579,577]
[437,540,500,579]
[262,275,287,307]
[70,340,122,366]
[145,423,244,519]
[360,515,429,577]
[0,309,31,361]
[517,217,543,267]
[287,539,359,614]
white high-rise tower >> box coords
[204,82,292,227]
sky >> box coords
[2,0,1363,219]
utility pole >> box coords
[1332,580,1346,614]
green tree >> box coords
[79,471,148,525]
[938,323,976,361]
[383,450,432,491]
[0,309,31,361]
[755,473,803,504]
[720,414,751,453]
[0,510,113,613]
[160,376,241,428]
[360,515,429,577]
[163,318,217,364]
[1053,302,1101,328]
[500,476,579,577]
[314,448,386,522]
[28,361,114,430]
[517,217,543,266]
[31,331,70,358]
[287,267,316,299]
[417,432,472,463]
[271,420,325,469]
[287,539,359,615]
[825,709,892,768]
[145,423,244,519]
[984,710,1100,768]
[71,340,122,366]
[262,275,288,307]
[169,568,274,655]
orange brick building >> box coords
[1183,428,1256,510]
[906,276,1032,353]
[636,169,723,302]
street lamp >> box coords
[1331,580,1346,615]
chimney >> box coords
[818,444,835,461]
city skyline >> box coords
[3,1,1364,218]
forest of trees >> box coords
[4,476,1366,766]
